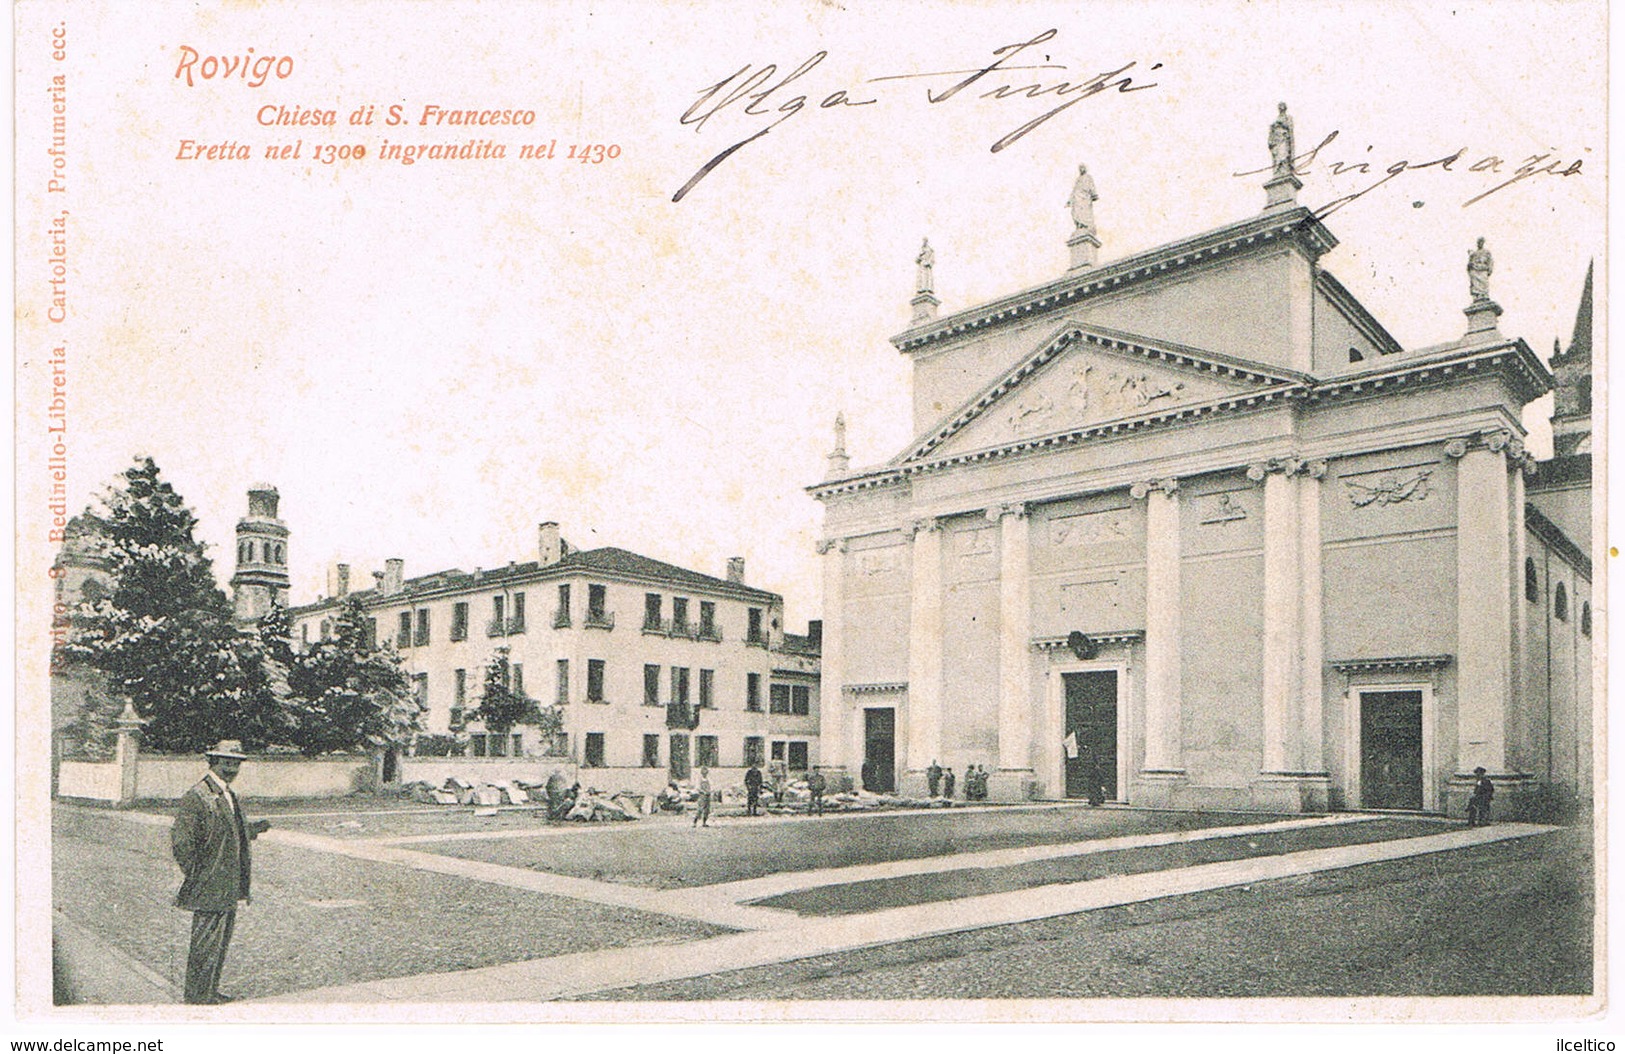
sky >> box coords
[17,0,1606,637]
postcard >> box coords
[13,0,1608,1037]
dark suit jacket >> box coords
[171,774,252,912]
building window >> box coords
[1525,558,1539,603]
[770,740,785,762]
[744,736,765,768]
[587,659,605,703]
[414,608,430,647]
[1555,582,1569,621]
[557,659,570,705]
[397,611,412,648]
[587,584,609,626]
[301,623,309,644]
[672,666,691,706]
[412,672,429,710]
[788,741,809,771]
[584,732,605,768]
[364,618,378,650]
[452,669,467,728]
[746,673,761,712]
[699,600,718,640]
[699,669,715,709]
[672,597,690,635]
[512,664,525,698]
[451,601,469,642]
[489,595,506,637]
[697,735,719,769]
[747,607,765,644]
[643,734,661,768]
[770,684,791,714]
[792,684,811,716]
[1582,602,1592,636]
[471,734,488,758]
[320,618,332,641]
[644,593,663,631]
[510,592,527,634]
[555,584,572,628]
[644,664,661,705]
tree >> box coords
[59,457,269,753]
[469,647,562,755]
[283,595,421,756]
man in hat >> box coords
[170,740,271,1004]
[1466,766,1494,827]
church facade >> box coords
[810,119,1593,818]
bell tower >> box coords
[230,483,291,626]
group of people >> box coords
[743,762,826,817]
[924,760,989,801]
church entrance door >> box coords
[1063,671,1118,800]
[1359,689,1424,810]
[862,707,895,792]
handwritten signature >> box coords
[673,29,1159,202]
[1236,129,1586,216]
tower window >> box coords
[1348,347,1364,363]
[1555,582,1569,621]
[1582,602,1592,636]
[1525,558,1539,603]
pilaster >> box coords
[992,503,1035,800]
[1247,457,1330,811]
[905,518,944,782]
[815,537,849,775]
[1132,478,1185,783]
[1450,434,1513,775]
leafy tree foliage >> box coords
[282,595,421,756]
[470,647,563,742]
[60,457,278,753]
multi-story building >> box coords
[810,112,1593,817]
[282,521,820,790]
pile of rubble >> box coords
[398,776,653,822]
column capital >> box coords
[987,501,1029,523]
[814,537,848,556]
[1247,456,1325,481]
[907,517,942,538]
[1443,429,1520,460]
[1130,477,1179,500]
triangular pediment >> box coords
[898,325,1305,464]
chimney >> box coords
[538,522,562,566]
[726,557,745,583]
[336,563,350,597]
[383,558,405,596]
[807,619,823,648]
[326,563,342,596]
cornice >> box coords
[892,207,1337,353]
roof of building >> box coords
[780,631,821,657]
[1526,503,1592,580]
[290,544,778,616]
[1530,452,1592,490]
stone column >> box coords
[1452,438,1513,777]
[1134,479,1185,802]
[905,518,944,791]
[1297,463,1327,779]
[992,503,1034,800]
[1249,459,1330,811]
[815,538,848,777]
[1257,464,1302,774]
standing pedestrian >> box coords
[1466,766,1494,826]
[170,740,270,1005]
[806,768,827,816]
[926,759,942,798]
[692,766,713,827]
[943,766,956,801]
[744,762,764,817]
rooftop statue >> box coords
[1268,102,1295,176]
[1067,164,1098,233]
[1468,237,1494,301]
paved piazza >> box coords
[52,800,1568,1007]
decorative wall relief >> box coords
[1343,468,1433,508]
[1048,509,1132,548]
[954,527,996,560]
[1200,491,1249,524]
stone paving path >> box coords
[56,803,1556,1006]
[261,817,1554,1004]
